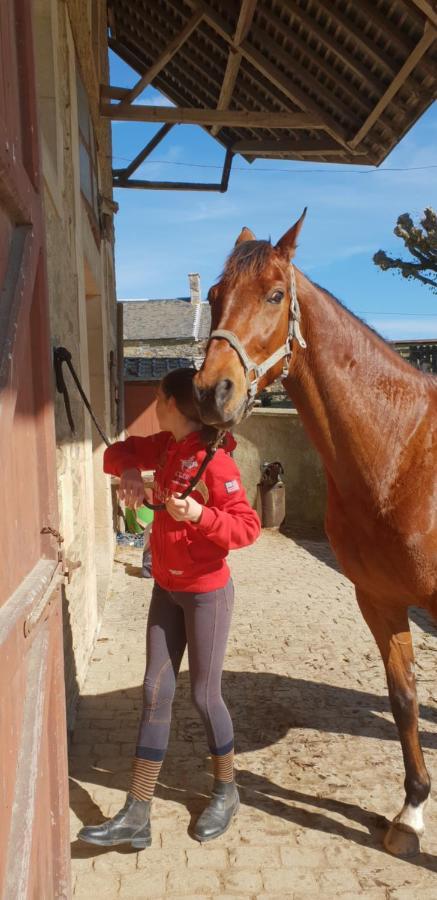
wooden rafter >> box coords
[314,0,398,79]
[136,12,316,142]
[186,0,351,149]
[211,0,257,136]
[116,8,203,108]
[408,0,437,28]
[280,0,394,100]
[101,97,324,129]
[232,137,363,156]
[350,23,436,148]
[249,22,364,132]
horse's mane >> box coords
[311,280,437,385]
[310,280,385,341]
[222,240,272,281]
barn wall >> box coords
[34,0,118,729]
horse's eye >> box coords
[267,290,284,304]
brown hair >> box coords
[160,367,200,421]
[160,367,217,444]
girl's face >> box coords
[156,387,175,432]
[156,387,190,434]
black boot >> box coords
[78,794,151,849]
[192,780,239,842]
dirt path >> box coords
[69,531,437,898]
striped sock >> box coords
[212,749,234,783]
[130,756,162,801]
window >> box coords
[76,67,99,229]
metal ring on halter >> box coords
[208,264,306,406]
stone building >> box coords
[34,0,119,729]
[122,273,211,360]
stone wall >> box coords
[124,340,208,359]
[233,410,327,537]
[34,0,118,729]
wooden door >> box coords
[124,381,159,437]
[0,2,70,897]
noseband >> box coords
[208,265,306,407]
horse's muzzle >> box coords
[193,378,248,427]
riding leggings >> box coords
[136,579,235,763]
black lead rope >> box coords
[53,345,224,512]
[144,432,225,511]
[54,346,111,448]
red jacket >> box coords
[104,430,260,592]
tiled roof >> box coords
[122,300,211,341]
[124,356,202,382]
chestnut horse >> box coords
[193,211,437,857]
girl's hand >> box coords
[118,468,145,508]
[166,493,203,523]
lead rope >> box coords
[53,346,225,512]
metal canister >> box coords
[259,461,286,529]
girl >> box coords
[79,368,260,848]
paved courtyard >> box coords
[69,531,437,899]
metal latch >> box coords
[41,525,81,584]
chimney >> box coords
[188,272,201,305]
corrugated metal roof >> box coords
[107,0,437,166]
[122,300,211,341]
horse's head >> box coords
[193,210,307,427]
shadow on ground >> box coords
[69,668,437,870]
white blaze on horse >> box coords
[193,211,437,857]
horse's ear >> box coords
[275,208,307,260]
[235,226,256,246]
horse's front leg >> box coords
[356,590,430,857]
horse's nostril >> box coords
[215,378,234,407]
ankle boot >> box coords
[78,794,152,849]
[192,779,239,842]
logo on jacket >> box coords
[180,457,197,470]
[225,479,239,493]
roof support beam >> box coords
[100,96,323,129]
[211,0,258,136]
[113,123,174,181]
[232,138,359,156]
[408,0,437,28]
[115,8,204,108]
[350,23,436,148]
[185,0,351,149]
[113,147,234,192]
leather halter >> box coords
[208,265,306,406]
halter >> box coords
[208,265,306,407]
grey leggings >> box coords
[136,579,234,763]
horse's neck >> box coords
[284,274,427,502]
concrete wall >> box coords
[233,410,327,537]
[34,0,118,729]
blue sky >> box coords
[110,51,437,340]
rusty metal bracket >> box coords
[23,564,62,637]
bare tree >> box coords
[373,207,437,293]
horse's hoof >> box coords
[383,822,421,858]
